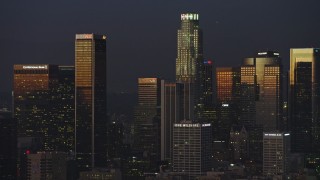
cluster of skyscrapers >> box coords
[0,13,320,179]
[133,13,320,179]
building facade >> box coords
[229,126,248,162]
[14,64,75,152]
[289,48,320,154]
[26,152,73,180]
[160,81,183,161]
[133,78,161,171]
[240,51,282,131]
[216,67,241,104]
[172,121,212,179]
[198,60,217,122]
[75,34,107,170]
[215,67,241,144]
[176,13,203,122]
[263,133,290,177]
[176,13,203,83]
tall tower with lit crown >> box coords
[176,13,202,83]
[176,13,203,121]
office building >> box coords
[14,64,59,151]
[176,13,203,122]
[216,67,241,103]
[75,34,107,170]
[238,51,283,174]
[14,65,75,151]
[160,81,183,161]
[17,137,43,179]
[14,64,76,177]
[289,48,320,154]
[179,82,195,121]
[176,13,203,83]
[263,133,290,177]
[56,66,75,152]
[26,151,74,180]
[133,78,161,171]
[197,60,217,121]
[215,67,241,146]
[240,51,282,131]
[201,60,216,108]
[172,121,212,179]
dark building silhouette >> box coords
[201,60,216,108]
[0,109,16,179]
[229,126,248,162]
[133,78,161,172]
[289,48,320,154]
[26,152,76,180]
[214,67,241,158]
[198,60,217,122]
[75,34,107,170]
[160,81,183,162]
[17,137,43,179]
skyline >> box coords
[1,1,320,93]
[1,3,320,178]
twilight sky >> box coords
[1,0,320,93]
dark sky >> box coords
[1,0,320,93]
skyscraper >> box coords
[176,13,202,83]
[215,67,241,143]
[14,64,59,151]
[289,48,320,154]
[203,60,216,105]
[176,13,203,122]
[172,121,212,179]
[75,34,107,170]
[216,67,241,103]
[240,51,282,131]
[14,64,76,178]
[239,51,282,174]
[160,80,183,161]
[57,66,75,152]
[133,78,161,171]
[199,60,216,114]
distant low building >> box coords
[229,126,248,162]
[27,151,76,180]
[79,168,121,180]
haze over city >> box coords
[1,1,320,179]
[1,0,320,93]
